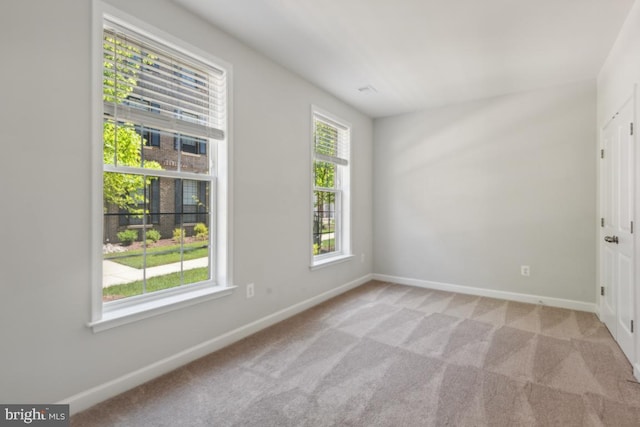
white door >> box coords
[600,95,635,362]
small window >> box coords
[311,108,351,266]
[175,179,208,224]
[118,179,160,225]
[173,111,208,154]
[135,125,160,147]
[174,134,207,154]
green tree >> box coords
[103,32,161,215]
[103,34,140,104]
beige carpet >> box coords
[72,280,640,426]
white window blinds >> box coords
[103,19,226,141]
[313,114,350,166]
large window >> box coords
[311,108,351,266]
[93,8,230,330]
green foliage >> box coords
[314,161,335,190]
[312,121,339,255]
[173,228,185,243]
[145,229,161,243]
[102,34,162,216]
[313,120,338,191]
[102,33,157,103]
[103,34,140,104]
[320,238,335,253]
[193,223,208,235]
[314,120,339,157]
[194,223,208,241]
[103,123,162,214]
[117,229,138,246]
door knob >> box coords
[604,235,619,244]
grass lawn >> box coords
[320,238,335,252]
[103,267,209,300]
[322,223,335,232]
[105,241,208,269]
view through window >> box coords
[101,18,226,303]
[312,110,351,263]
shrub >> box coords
[146,229,161,243]
[194,223,208,241]
[313,243,320,256]
[173,228,185,243]
[117,229,138,246]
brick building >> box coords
[103,128,210,244]
[102,23,217,246]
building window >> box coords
[174,134,207,154]
[118,179,160,226]
[173,111,207,154]
[135,125,160,147]
[311,108,351,266]
[94,7,230,330]
[129,98,161,147]
[175,179,208,224]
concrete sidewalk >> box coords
[102,257,209,287]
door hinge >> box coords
[601,286,605,296]
[600,149,604,159]
[601,218,605,227]
[631,320,634,333]
[632,221,634,234]
[631,123,634,136]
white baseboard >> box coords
[372,273,596,313]
[634,363,640,382]
[61,273,373,415]
[593,302,602,320]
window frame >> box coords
[310,106,353,269]
[90,1,234,332]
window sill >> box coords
[88,285,236,333]
[182,152,202,158]
[310,253,354,271]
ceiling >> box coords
[174,0,635,118]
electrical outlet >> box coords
[361,253,365,263]
[246,283,255,299]
[521,265,530,277]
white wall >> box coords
[597,0,640,377]
[0,0,372,408]
[598,0,640,125]
[373,80,597,305]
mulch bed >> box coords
[121,237,201,251]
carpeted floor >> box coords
[72,280,640,426]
